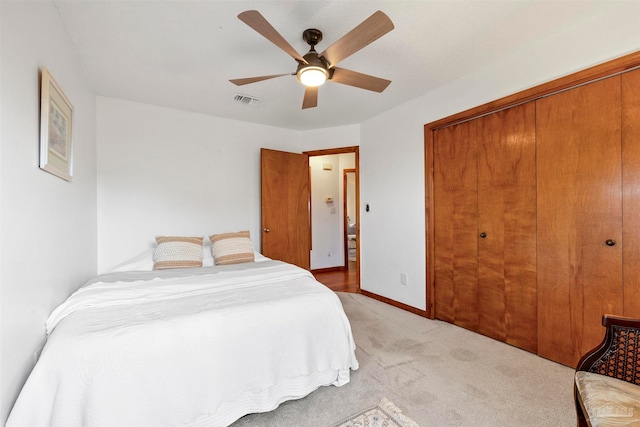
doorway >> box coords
[343,168,356,272]
[304,147,359,292]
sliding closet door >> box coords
[537,76,623,367]
[476,103,537,352]
[622,69,640,318]
[433,121,479,331]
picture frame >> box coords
[40,67,73,181]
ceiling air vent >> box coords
[234,94,261,106]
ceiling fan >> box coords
[230,10,394,109]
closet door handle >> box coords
[605,239,616,246]
[263,228,270,233]
[479,232,487,239]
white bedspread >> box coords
[7,261,358,427]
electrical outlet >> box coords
[400,273,408,286]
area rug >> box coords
[332,398,421,427]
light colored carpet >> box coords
[231,292,576,426]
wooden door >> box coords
[476,103,537,352]
[622,69,640,318]
[433,121,479,331]
[537,76,623,367]
[260,148,310,270]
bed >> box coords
[7,235,359,427]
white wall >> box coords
[309,153,355,270]
[310,155,340,269]
[97,97,358,272]
[98,97,292,271]
[359,3,640,310]
[0,1,97,422]
[301,125,360,150]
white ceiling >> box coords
[53,0,625,131]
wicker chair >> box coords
[574,315,640,427]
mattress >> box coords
[7,260,358,427]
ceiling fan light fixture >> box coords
[233,11,394,108]
[298,66,328,87]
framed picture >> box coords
[40,67,73,181]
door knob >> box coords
[479,232,487,239]
[263,228,270,233]
[605,239,616,246]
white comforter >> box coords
[7,261,358,427]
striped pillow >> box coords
[209,231,255,265]
[153,236,204,270]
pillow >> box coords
[153,236,204,270]
[204,248,268,265]
[108,244,267,272]
[209,230,255,265]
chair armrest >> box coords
[574,314,640,426]
[576,314,640,384]
[602,314,640,329]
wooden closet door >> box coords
[537,76,623,367]
[623,69,640,318]
[476,102,537,352]
[434,121,479,331]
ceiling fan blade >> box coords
[331,67,391,92]
[229,74,290,86]
[238,10,306,63]
[320,10,394,67]
[302,86,318,109]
